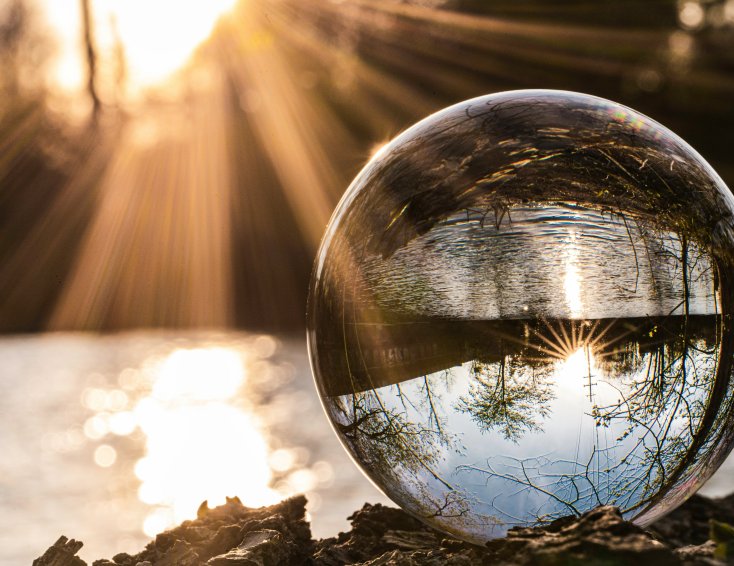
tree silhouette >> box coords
[457,356,554,442]
[79,0,100,122]
[455,316,730,528]
[326,384,456,491]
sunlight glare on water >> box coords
[0,332,384,564]
[133,347,279,536]
[151,348,244,402]
[563,232,584,319]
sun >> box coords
[42,0,239,93]
[102,0,238,88]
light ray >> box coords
[6,0,731,332]
[49,73,234,329]
[218,9,342,244]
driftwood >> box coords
[34,493,734,565]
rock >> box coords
[33,536,86,566]
[353,549,473,565]
[205,525,243,558]
[32,494,734,565]
[710,519,734,562]
[650,494,734,547]
[353,550,419,566]
[313,502,446,564]
[485,506,676,565]
[207,529,300,565]
[153,540,199,566]
[313,502,492,565]
[381,530,439,551]
[674,540,719,565]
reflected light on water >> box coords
[94,444,118,468]
[563,232,584,318]
[679,1,706,30]
[132,347,279,536]
[72,339,339,543]
[152,348,244,401]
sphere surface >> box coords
[307,90,734,543]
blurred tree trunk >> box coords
[79,0,100,122]
[0,0,26,98]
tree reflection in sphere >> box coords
[307,90,734,544]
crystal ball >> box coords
[307,90,734,543]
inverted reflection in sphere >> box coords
[308,90,734,543]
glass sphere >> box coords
[307,90,734,544]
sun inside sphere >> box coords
[307,90,734,544]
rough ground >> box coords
[34,493,734,565]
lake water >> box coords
[0,332,391,564]
[3,334,734,562]
[359,205,718,322]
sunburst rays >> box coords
[49,78,235,329]
[2,0,732,331]
[482,316,647,368]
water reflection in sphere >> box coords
[307,90,734,544]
